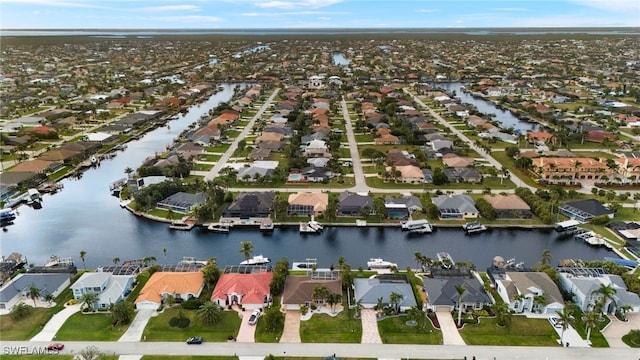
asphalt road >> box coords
[4,341,638,359]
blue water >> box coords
[332,52,350,66]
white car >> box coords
[248,309,261,325]
[548,316,562,328]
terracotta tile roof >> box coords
[211,272,274,305]
[135,272,204,305]
[288,192,329,212]
[483,194,530,210]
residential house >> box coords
[223,191,275,219]
[492,271,564,314]
[387,165,425,183]
[384,195,424,219]
[442,154,474,168]
[211,270,273,310]
[531,157,610,184]
[422,275,491,312]
[432,194,479,219]
[0,273,70,310]
[135,272,204,310]
[300,166,331,182]
[281,272,342,310]
[483,195,532,219]
[337,191,374,216]
[237,164,275,182]
[558,269,640,313]
[156,192,209,213]
[527,131,555,144]
[354,274,417,311]
[287,192,329,217]
[559,199,614,223]
[71,272,134,309]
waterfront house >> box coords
[422,275,491,312]
[211,270,273,310]
[483,194,532,219]
[384,195,423,219]
[432,194,479,219]
[558,268,640,313]
[443,168,482,183]
[135,272,204,310]
[222,191,275,219]
[71,272,134,309]
[354,274,417,311]
[287,192,329,217]
[492,271,564,314]
[442,154,474,168]
[156,192,209,213]
[337,191,374,216]
[0,273,70,310]
[281,271,342,310]
[531,157,610,184]
[559,199,614,223]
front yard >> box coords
[377,314,442,344]
[142,307,241,342]
[55,312,128,341]
[300,308,362,343]
[459,316,559,346]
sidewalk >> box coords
[30,304,81,341]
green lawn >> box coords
[142,307,241,342]
[198,154,221,162]
[142,357,238,360]
[365,176,515,190]
[355,134,374,142]
[570,309,610,348]
[377,315,442,344]
[205,144,231,153]
[194,163,214,171]
[0,307,52,340]
[459,316,559,346]
[55,312,128,341]
[300,308,362,343]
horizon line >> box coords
[2,26,639,31]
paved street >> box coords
[341,98,367,192]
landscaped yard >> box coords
[198,154,221,162]
[459,316,559,346]
[377,314,442,344]
[205,144,231,153]
[142,307,241,342]
[194,163,214,171]
[365,175,515,190]
[300,308,362,343]
[0,307,52,340]
[55,312,128,341]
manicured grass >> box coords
[355,134,374,142]
[570,309,610,348]
[622,332,640,348]
[142,307,241,342]
[55,312,128,341]
[198,154,221,162]
[224,130,241,138]
[2,357,74,360]
[205,144,231,153]
[142,357,238,360]
[300,308,362,343]
[490,151,540,188]
[459,316,559,346]
[365,176,515,190]
[194,163,214,171]
[377,315,442,344]
[127,271,151,303]
[0,307,52,340]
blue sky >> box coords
[1,0,638,29]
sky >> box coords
[1,0,639,29]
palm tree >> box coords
[455,284,467,326]
[593,283,617,317]
[143,256,157,266]
[10,303,31,320]
[414,252,423,270]
[124,167,134,179]
[355,299,362,317]
[239,241,254,262]
[376,296,385,316]
[112,257,120,265]
[44,293,55,305]
[80,292,99,310]
[582,310,599,342]
[533,294,547,313]
[513,293,526,312]
[541,249,552,266]
[79,250,87,270]
[163,248,167,258]
[198,301,223,326]
[407,306,424,329]
[389,291,404,315]
[312,285,329,307]
[326,292,342,314]
[556,307,574,346]
[28,285,40,306]
[491,302,512,327]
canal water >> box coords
[431,82,539,133]
[0,84,615,270]
[332,52,350,66]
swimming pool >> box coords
[288,173,303,181]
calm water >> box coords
[432,82,539,132]
[0,83,615,269]
[332,52,350,66]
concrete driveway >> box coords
[602,312,640,347]
[119,309,156,342]
[435,310,466,345]
[30,304,81,341]
[360,309,382,343]
[280,310,301,343]
[235,308,256,343]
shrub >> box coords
[181,298,202,310]
[169,311,191,328]
[300,305,308,315]
[473,309,489,317]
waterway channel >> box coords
[0,84,615,270]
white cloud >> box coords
[243,10,348,17]
[254,0,342,9]
[139,5,201,12]
[569,0,640,12]
[154,15,223,23]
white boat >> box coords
[367,258,397,270]
[26,188,42,205]
[462,222,487,234]
[308,215,323,231]
[401,219,432,231]
[45,255,74,267]
[409,224,433,234]
[240,254,270,265]
[436,252,454,269]
[0,208,17,223]
[208,223,231,233]
[299,222,319,234]
[169,221,194,231]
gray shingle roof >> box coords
[354,277,417,308]
[422,277,490,306]
[0,273,69,302]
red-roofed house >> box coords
[527,131,555,144]
[586,130,616,143]
[211,271,274,310]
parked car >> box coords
[548,316,561,328]
[46,343,64,351]
[248,309,261,325]
[186,336,203,344]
